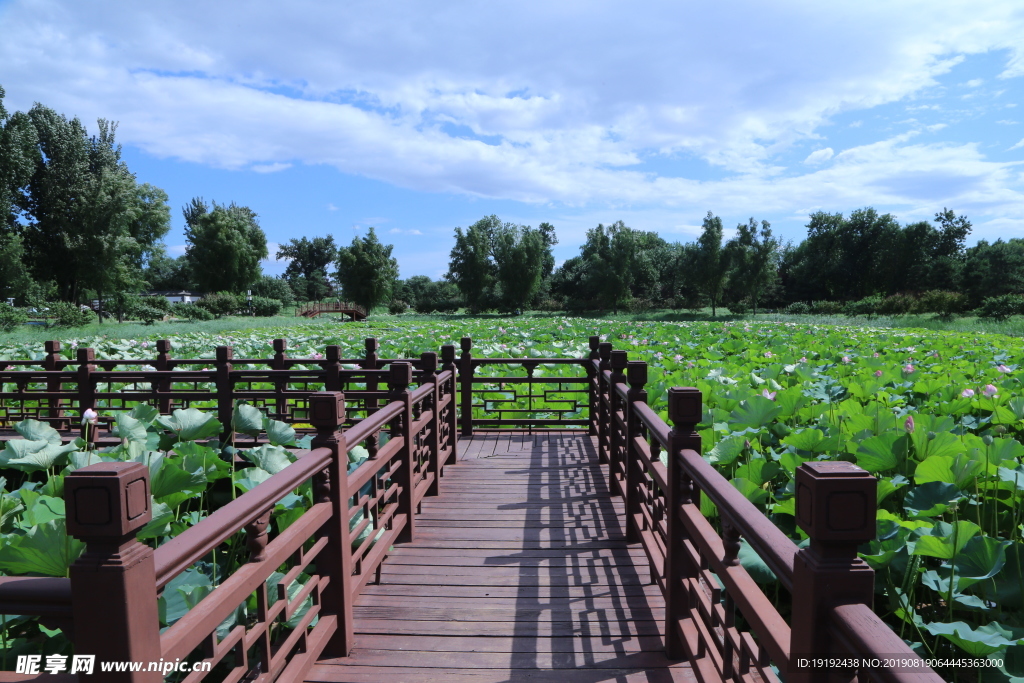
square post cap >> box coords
[308,391,346,428]
[668,387,702,426]
[389,361,413,387]
[420,352,438,373]
[65,462,151,539]
[796,461,876,544]
[611,350,628,370]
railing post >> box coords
[587,336,600,436]
[790,462,876,682]
[155,339,172,414]
[65,462,161,682]
[271,338,288,420]
[389,362,416,543]
[215,346,234,443]
[421,351,441,496]
[596,342,612,463]
[44,341,63,426]
[460,337,474,437]
[608,350,628,496]
[441,344,459,464]
[309,391,354,657]
[76,348,97,445]
[664,387,702,660]
[324,345,342,392]
[624,361,647,544]
[363,338,380,459]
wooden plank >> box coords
[306,431,693,683]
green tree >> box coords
[447,215,499,313]
[335,227,399,312]
[493,224,548,312]
[725,218,780,314]
[0,233,34,304]
[183,198,268,293]
[696,212,728,316]
[0,85,38,233]
[277,235,337,301]
[18,108,170,304]
[251,275,295,308]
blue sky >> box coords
[1,0,1022,279]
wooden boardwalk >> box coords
[308,432,696,682]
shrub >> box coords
[917,290,968,317]
[783,301,811,315]
[140,296,170,312]
[877,293,915,316]
[844,295,883,317]
[134,305,165,325]
[171,302,215,322]
[811,300,844,315]
[727,299,750,315]
[252,276,295,308]
[626,298,653,313]
[251,296,282,317]
[48,302,93,328]
[196,292,242,317]
[535,298,563,312]
[978,294,1024,321]
[388,299,409,315]
[0,306,27,332]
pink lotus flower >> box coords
[312,352,324,360]
[81,408,98,426]
[673,355,683,362]
[762,389,776,400]
[764,351,773,358]
[142,341,149,348]
[932,351,940,358]
[800,356,808,363]
[842,356,850,363]
[904,415,915,433]
[961,388,975,398]
[873,352,879,358]
[983,384,999,397]
[903,364,915,373]
[998,364,1011,373]
[874,370,883,377]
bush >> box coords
[978,294,1024,321]
[877,293,915,316]
[196,292,242,317]
[171,302,215,322]
[251,296,282,317]
[134,305,165,325]
[48,302,93,328]
[388,299,409,315]
[626,298,653,313]
[844,295,883,317]
[811,300,844,315]
[0,306,27,332]
[139,296,170,312]
[535,298,563,312]
[727,299,750,315]
[783,301,811,315]
[252,276,295,308]
[917,290,968,317]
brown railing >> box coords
[0,336,943,681]
[0,356,456,682]
[294,301,366,320]
[590,337,943,683]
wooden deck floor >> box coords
[308,431,696,683]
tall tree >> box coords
[695,212,728,316]
[493,224,548,313]
[0,85,37,233]
[183,198,268,293]
[447,215,500,313]
[335,227,399,312]
[725,218,780,314]
[19,109,169,304]
[277,235,337,301]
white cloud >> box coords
[0,0,1022,230]
[388,228,424,235]
[167,244,187,256]
[1010,138,1024,151]
[251,162,292,173]
[804,148,835,165]
[965,78,984,87]
[327,203,339,211]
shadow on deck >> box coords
[308,432,694,682]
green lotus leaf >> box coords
[232,403,264,437]
[855,432,907,473]
[729,396,782,430]
[903,481,964,518]
[924,621,1018,656]
[241,444,293,475]
[14,419,62,445]
[155,408,222,442]
[913,520,980,559]
[265,418,296,447]
[0,518,85,577]
[113,413,148,443]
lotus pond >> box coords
[2,317,1024,679]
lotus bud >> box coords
[81,408,98,426]
[744,440,751,450]
[927,431,936,441]
[995,425,1008,435]
[983,435,994,446]
[904,415,915,433]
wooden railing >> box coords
[295,302,366,320]
[0,356,456,682]
[0,336,943,681]
[590,337,943,683]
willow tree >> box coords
[183,198,268,294]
